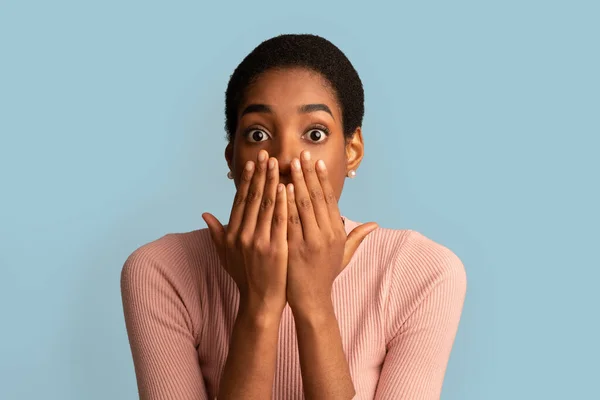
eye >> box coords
[303,126,329,143]
[244,128,270,143]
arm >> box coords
[374,235,467,399]
[122,240,284,400]
[217,300,282,400]
[120,240,208,400]
[292,300,356,400]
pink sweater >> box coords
[121,216,467,399]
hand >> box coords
[285,150,378,314]
[202,150,289,317]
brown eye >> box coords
[245,129,270,143]
[303,128,329,143]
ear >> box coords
[225,142,233,171]
[345,127,364,173]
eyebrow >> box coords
[240,104,272,117]
[299,103,335,120]
[240,103,335,120]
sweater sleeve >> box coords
[120,234,209,400]
[374,231,467,400]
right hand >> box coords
[202,150,288,317]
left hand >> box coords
[285,150,378,314]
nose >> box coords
[277,156,292,179]
[269,137,299,185]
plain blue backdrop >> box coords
[1,1,598,399]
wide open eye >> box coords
[303,126,329,143]
[244,128,270,143]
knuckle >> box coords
[272,243,288,257]
[225,233,236,248]
[246,190,262,204]
[307,236,323,249]
[253,238,268,253]
[239,232,252,248]
[324,191,336,205]
[234,192,246,207]
[288,214,301,225]
[305,239,319,250]
[255,163,267,173]
[298,244,311,257]
[271,246,284,257]
[260,197,274,211]
[273,214,286,226]
[298,197,312,209]
[309,188,324,201]
[266,172,277,183]
[326,233,337,245]
[241,171,253,183]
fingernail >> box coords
[258,151,267,162]
[302,151,311,161]
[245,161,254,171]
[268,158,276,169]
[292,158,301,170]
[317,159,326,171]
[277,183,284,192]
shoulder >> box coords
[393,229,467,288]
[120,229,216,342]
[369,226,467,340]
[384,228,467,316]
[120,228,217,289]
[347,215,466,302]
[343,216,413,269]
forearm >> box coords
[218,302,282,400]
[292,300,356,400]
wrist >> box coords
[290,296,335,324]
[237,298,284,329]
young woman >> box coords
[121,34,467,400]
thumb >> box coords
[342,222,379,269]
[202,212,225,253]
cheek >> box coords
[320,156,346,193]
[233,146,257,169]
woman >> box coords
[121,34,467,400]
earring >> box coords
[227,171,233,179]
[347,169,356,178]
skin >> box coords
[225,67,362,198]
[202,67,378,399]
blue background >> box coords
[1,1,598,399]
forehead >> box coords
[240,67,341,118]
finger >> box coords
[255,157,279,240]
[202,212,227,269]
[342,222,379,268]
[286,183,303,242]
[299,150,330,231]
[271,182,288,245]
[227,160,255,235]
[315,159,343,228]
[241,150,269,238]
[290,156,318,236]
[202,212,225,250]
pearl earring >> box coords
[227,171,233,179]
[347,169,356,178]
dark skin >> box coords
[225,67,362,201]
[203,67,378,399]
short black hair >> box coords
[224,34,364,142]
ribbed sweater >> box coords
[120,215,467,399]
